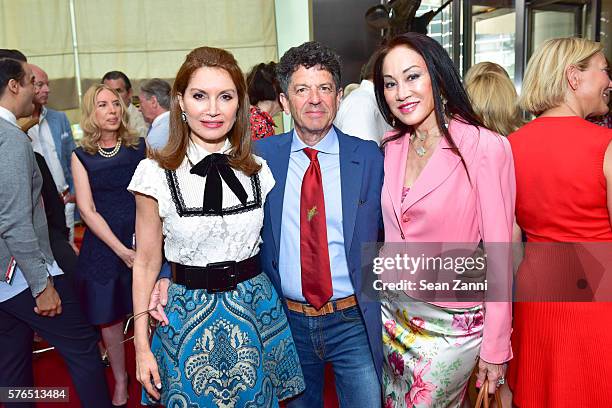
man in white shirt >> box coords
[102,70,149,138]
[334,52,391,145]
[27,65,77,241]
[139,78,170,150]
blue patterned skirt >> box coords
[142,273,305,407]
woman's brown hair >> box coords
[80,84,139,155]
[152,46,260,175]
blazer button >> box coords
[272,260,278,269]
[402,214,411,223]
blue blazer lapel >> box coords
[266,133,292,255]
[338,129,362,257]
[45,110,62,155]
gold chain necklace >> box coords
[97,138,122,158]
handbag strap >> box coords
[474,381,489,408]
[474,381,503,408]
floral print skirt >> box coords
[381,291,483,408]
[142,273,305,407]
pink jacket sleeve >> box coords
[474,131,516,363]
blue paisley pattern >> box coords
[142,273,305,407]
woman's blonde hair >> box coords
[79,84,139,155]
[520,37,603,115]
[464,61,510,85]
[465,63,524,136]
[151,46,260,175]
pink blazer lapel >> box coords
[401,120,466,212]
[383,134,410,222]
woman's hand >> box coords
[136,349,162,400]
[118,247,136,268]
[476,358,507,394]
[148,279,170,326]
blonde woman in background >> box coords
[465,62,524,407]
[72,84,146,406]
[463,61,510,86]
[508,37,612,407]
[465,62,524,137]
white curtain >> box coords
[0,0,278,114]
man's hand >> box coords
[34,278,62,317]
[148,278,169,326]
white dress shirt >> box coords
[146,111,170,150]
[278,128,353,301]
[28,107,69,193]
[334,80,392,146]
[127,103,149,138]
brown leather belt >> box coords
[170,255,260,292]
[286,295,358,317]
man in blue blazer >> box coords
[43,109,76,191]
[255,41,384,407]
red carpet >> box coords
[30,336,339,407]
[28,225,339,407]
[31,337,141,407]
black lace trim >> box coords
[165,169,262,217]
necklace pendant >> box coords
[415,146,427,157]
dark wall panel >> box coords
[312,0,383,87]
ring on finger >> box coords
[497,377,505,386]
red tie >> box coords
[300,147,333,309]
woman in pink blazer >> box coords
[372,33,515,407]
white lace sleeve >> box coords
[128,158,161,200]
[255,156,275,199]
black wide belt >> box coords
[170,255,260,292]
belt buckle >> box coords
[206,261,238,293]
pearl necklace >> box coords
[97,139,122,158]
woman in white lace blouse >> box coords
[129,46,304,407]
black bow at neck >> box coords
[190,153,248,216]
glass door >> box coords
[463,0,596,84]
[472,3,517,78]
[527,1,588,59]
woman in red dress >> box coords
[508,37,612,407]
